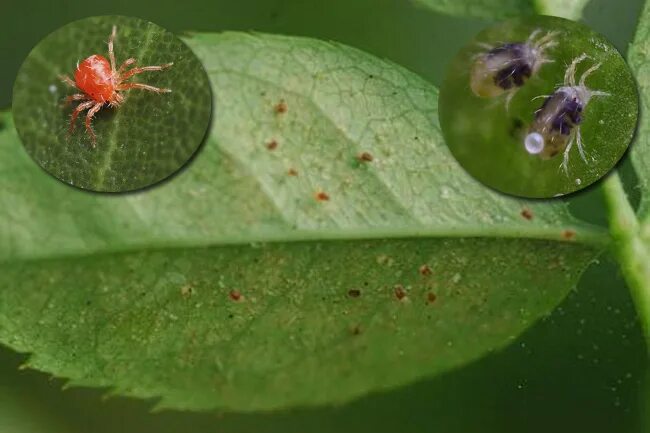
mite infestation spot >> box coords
[419,265,433,276]
[520,208,534,220]
[394,285,407,300]
[315,191,330,201]
[266,139,278,150]
[348,289,361,298]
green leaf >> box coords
[603,0,650,352]
[11,15,211,192]
[629,0,650,218]
[410,0,534,19]
[410,0,590,20]
[0,32,607,411]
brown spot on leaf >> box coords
[275,100,288,114]
[357,152,373,162]
[520,208,534,220]
[427,292,437,304]
[419,265,432,276]
[394,285,406,300]
[266,140,278,150]
[287,168,298,176]
[315,191,330,201]
[348,288,361,298]
[229,290,242,301]
[562,229,576,240]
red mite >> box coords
[59,25,173,146]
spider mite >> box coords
[59,25,173,146]
[470,29,558,109]
[524,53,609,174]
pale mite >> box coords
[525,53,609,174]
[470,29,558,109]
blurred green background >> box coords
[0,0,647,431]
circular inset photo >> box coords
[439,16,638,198]
[12,15,212,193]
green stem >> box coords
[602,172,650,353]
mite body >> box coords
[524,53,609,174]
[471,29,557,108]
[60,25,173,146]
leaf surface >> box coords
[411,0,590,20]
[0,32,605,411]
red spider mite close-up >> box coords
[60,25,173,146]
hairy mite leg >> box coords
[527,28,542,43]
[534,31,559,49]
[84,102,103,147]
[119,62,174,81]
[575,127,589,163]
[59,74,78,88]
[68,100,95,134]
[560,134,575,175]
[564,54,588,86]
[64,94,88,105]
[117,82,172,93]
[108,25,117,73]
[579,62,602,87]
[118,58,136,74]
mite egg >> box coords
[470,29,557,108]
[524,53,609,174]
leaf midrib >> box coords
[0,223,609,266]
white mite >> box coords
[524,53,609,174]
[470,29,558,110]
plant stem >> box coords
[602,172,650,353]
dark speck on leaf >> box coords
[275,100,288,114]
[394,285,406,300]
[229,290,242,301]
[427,292,437,304]
[351,324,362,335]
[562,229,576,240]
[521,208,534,220]
[287,168,298,176]
[315,191,330,201]
[357,152,373,162]
[348,288,361,298]
[419,265,432,276]
[266,140,278,150]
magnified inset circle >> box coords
[439,16,638,198]
[12,15,212,192]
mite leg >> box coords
[579,62,602,87]
[504,90,517,112]
[119,62,174,81]
[117,82,172,93]
[527,28,542,43]
[476,42,494,51]
[575,127,589,163]
[108,25,117,73]
[118,57,136,75]
[68,100,95,134]
[564,53,588,87]
[64,94,87,106]
[59,74,78,88]
[560,134,576,175]
[84,102,104,147]
[534,30,559,49]
[591,90,611,98]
